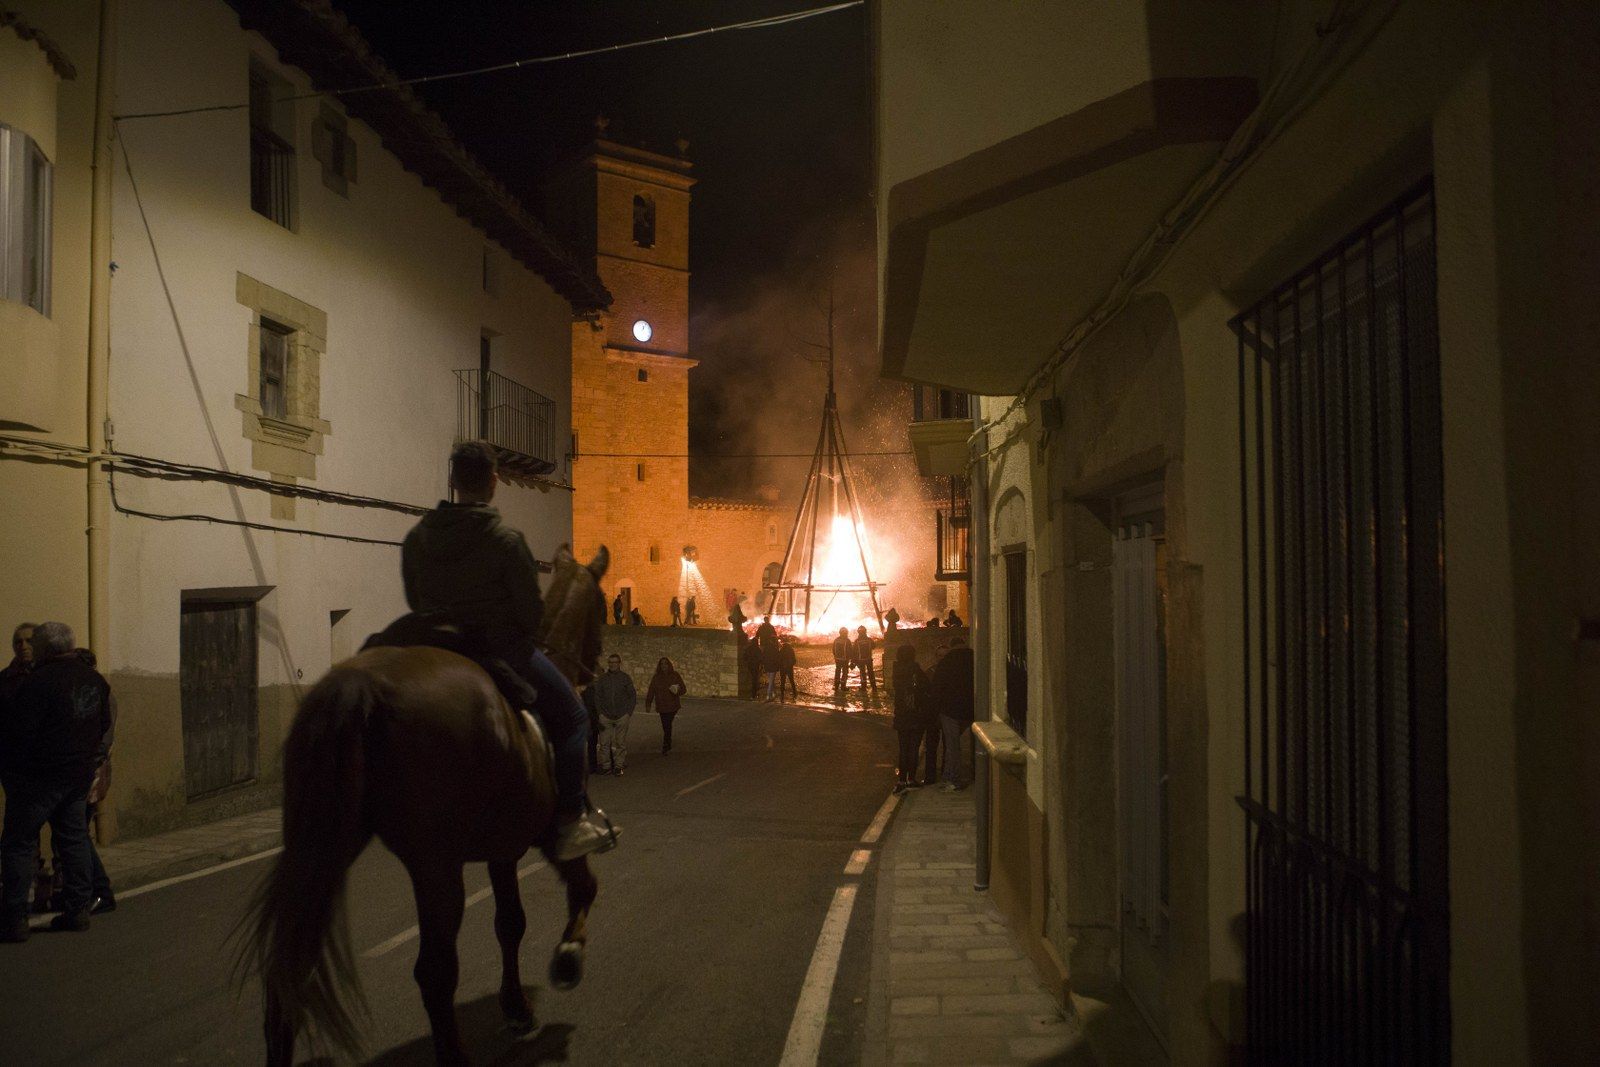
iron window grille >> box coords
[935,476,971,581]
[912,384,971,422]
[259,319,291,420]
[1233,179,1448,1063]
[249,66,294,228]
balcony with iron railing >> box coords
[909,384,973,478]
[455,369,557,478]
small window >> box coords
[767,523,778,546]
[249,61,295,228]
[0,123,53,315]
[312,104,357,198]
[636,462,646,481]
[260,319,291,420]
[632,193,655,248]
[637,368,649,383]
[649,543,661,563]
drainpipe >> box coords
[971,405,991,892]
[86,0,117,659]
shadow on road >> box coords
[361,987,576,1066]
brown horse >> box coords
[243,547,610,1066]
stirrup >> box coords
[588,806,622,854]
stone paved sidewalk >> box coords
[865,785,1094,1066]
[98,807,281,893]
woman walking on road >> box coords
[646,657,688,754]
[890,645,931,793]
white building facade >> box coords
[1,0,607,838]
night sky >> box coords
[331,0,884,497]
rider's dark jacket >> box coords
[401,502,544,664]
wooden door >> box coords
[180,600,259,799]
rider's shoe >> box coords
[553,815,621,862]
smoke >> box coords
[689,212,956,623]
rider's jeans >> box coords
[524,650,590,821]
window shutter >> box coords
[343,133,357,183]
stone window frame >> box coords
[233,273,331,519]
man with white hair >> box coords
[0,621,111,941]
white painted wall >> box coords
[105,0,575,683]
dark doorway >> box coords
[1003,549,1028,737]
[180,598,260,799]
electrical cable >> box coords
[114,1,864,122]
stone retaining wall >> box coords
[597,624,743,699]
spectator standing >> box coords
[742,635,762,699]
[629,607,645,626]
[670,597,682,627]
[831,627,851,691]
[755,616,781,701]
[1,623,35,689]
[777,636,798,702]
[645,657,687,754]
[945,609,964,627]
[74,648,116,913]
[883,607,900,633]
[611,594,624,626]
[685,596,698,625]
[591,654,636,776]
[891,645,930,793]
[852,626,878,697]
[930,636,976,790]
[0,622,111,940]
[728,601,747,634]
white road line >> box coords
[674,772,726,798]
[118,846,285,901]
[842,848,872,876]
[859,791,900,844]
[363,860,546,960]
[778,884,859,1067]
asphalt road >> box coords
[0,698,897,1066]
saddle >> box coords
[363,612,539,713]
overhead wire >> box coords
[114,1,864,122]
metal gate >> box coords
[1234,180,1449,1062]
[180,599,260,799]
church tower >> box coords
[550,124,697,622]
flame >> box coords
[767,512,884,638]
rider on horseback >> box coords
[401,441,616,861]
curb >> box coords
[105,830,282,895]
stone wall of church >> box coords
[687,500,786,619]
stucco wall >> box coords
[4,0,581,840]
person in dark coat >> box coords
[891,645,931,793]
[0,622,110,940]
[777,637,798,702]
[685,596,699,625]
[728,601,747,633]
[930,636,976,789]
[831,627,851,691]
[741,635,762,699]
[612,594,624,626]
[884,607,900,633]
[402,440,609,861]
[945,609,963,627]
[755,616,781,700]
[851,626,878,696]
[629,607,645,626]
[669,597,682,627]
[645,657,687,753]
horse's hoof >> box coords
[500,992,536,1035]
[549,941,584,990]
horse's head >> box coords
[540,545,611,687]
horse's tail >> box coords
[242,664,377,1059]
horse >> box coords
[243,546,611,1066]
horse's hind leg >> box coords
[548,856,598,990]
[409,865,468,1067]
[263,991,293,1067]
[487,859,534,1032]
